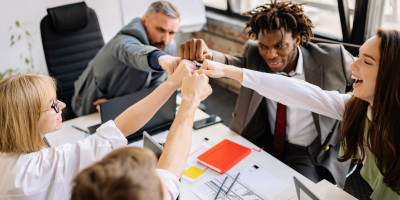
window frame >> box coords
[204,0,372,45]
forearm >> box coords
[212,50,244,67]
[113,38,158,72]
[224,65,244,83]
[157,98,199,178]
[114,80,178,137]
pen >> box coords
[224,172,240,198]
[71,125,92,135]
[214,176,228,200]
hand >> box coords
[181,72,212,103]
[180,38,212,61]
[198,59,226,78]
[167,59,197,89]
[93,98,107,112]
[158,55,181,75]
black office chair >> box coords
[40,2,104,120]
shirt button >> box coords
[232,112,236,117]
[325,146,330,151]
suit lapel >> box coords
[245,91,264,125]
[301,46,323,144]
[245,49,270,126]
[302,46,322,88]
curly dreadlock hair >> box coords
[243,0,314,44]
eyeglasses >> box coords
[44,99,60,113]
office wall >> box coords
[0,0,122,76]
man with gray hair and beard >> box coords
[72,1,181,116]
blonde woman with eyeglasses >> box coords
[0,60,210,199]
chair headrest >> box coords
[47,2,89,33]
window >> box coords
[204,0,227,11]
[365,0,400,39]
[381,0,400,29]
[204,0,357,41]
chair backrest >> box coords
[311,37,360,57]
[40,2,104,119]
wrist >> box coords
[181,97,200,108]
[224,65,243,82]
[165,77,180,90]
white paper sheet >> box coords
[239,165,290,199]
[192,165,291,200]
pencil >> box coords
[71,125,92,135]
[214,176,228,200]
[224,172,240,198]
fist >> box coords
[180,38,212,61]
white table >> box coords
[45,112,100,147]
[45,110,355,200]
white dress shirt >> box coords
[157,169,180,200]
[0,121,180,200]
[267,47,319,146]
[242,68,351,121]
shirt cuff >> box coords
[241,68,253,87]
[148,50,167,71]
[156,168,180,200]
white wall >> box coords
[0,0,123,76]
[120,0,206,32]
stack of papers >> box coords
[192,165,291,200]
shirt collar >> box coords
[276,46,303,77]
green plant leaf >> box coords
[15,21,20,27]
[25,31,30,36]
[25,58,30,65]
[10,35,14,40]
[10,41,15,47]
[17,35,21,40]
[0,69,14,80]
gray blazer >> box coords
[213,40,354,188]
[71,18,175,116]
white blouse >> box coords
[241,68,352,120]
[0,121,180,200]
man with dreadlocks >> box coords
[180,1,354,188]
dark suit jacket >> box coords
[71,18,174,116]
[212,40,354,188]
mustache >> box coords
[152,42,165,47]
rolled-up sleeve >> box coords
[70,120,128,171]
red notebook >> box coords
[197,139,251,174]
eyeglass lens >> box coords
[51,100,59,113]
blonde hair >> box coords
[71,147,163,200]
[0,74,56,153]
